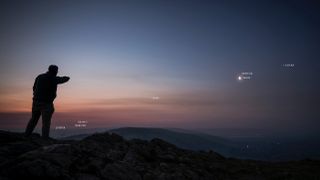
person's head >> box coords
[48,65,58,76]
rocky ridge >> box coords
[0,130,319,180]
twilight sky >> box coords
[0,0,320,131]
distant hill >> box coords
[109,127,238,155]
[61,127,239,157]
[1,130,320,179]
[60,127,320,161]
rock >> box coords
[101,162,141,180]
[75,173,100,180]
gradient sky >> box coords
[0,0,320,131]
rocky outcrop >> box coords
[0,130,319,180]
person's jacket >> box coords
[33,72,69,103]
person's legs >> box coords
[25,102,41,137]
[41,103,54,138]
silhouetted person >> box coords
[25,65,70,138]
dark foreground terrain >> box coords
[0,130,319,180]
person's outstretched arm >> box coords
[55,76,70,84]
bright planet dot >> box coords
[238,76,243,81]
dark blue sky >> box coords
[0,0,319,131]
